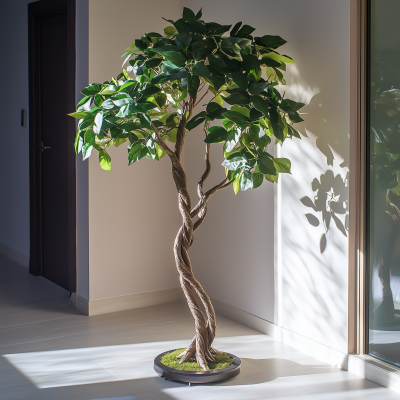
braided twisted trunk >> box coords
[150,98,232,371]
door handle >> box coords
[38,141,51,151]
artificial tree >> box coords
[71,7,304,371]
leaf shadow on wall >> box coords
[297,93,350,253]
[301,170,349,253]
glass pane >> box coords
[368,0,400,366]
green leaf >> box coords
[84,128,95,146]
[236,24,255,38]
[99,149,111,171]
[138,113,151,129]
[280,99,305,113]
[93,111,103,134]
[152,44,180,54]
[208,54,229,70]
[273,157,291,173]
[222,154,247,171]
[257,152,276,175]
[114,138,127,148]
[187,74,200,99]
[230,105,250,118]
[163,51,187,67]
[257,35,287,49]
[249,107,263,121]
[264,173,278,183]
[151,73,169,85]
[116,105,129,118]
[233,171,242,195]
[248,81,269,95]
[195,8,202,19]
[99,85,116,95]
[205,126,228,143]
[145,58,163,69]
[222,110,250,125]
[82,144,93,161]
[161,60,181,75]
[140,83,161,97]
[186,111,206,131]
[243,54,261,72]
[175,33,192,51]
[250,125,270,149]
[69,111,90,119]
[264,52,294,64]
[231,71,248,89]
[189,20,206,35]
[183,7,196,21]
[192,62,212,79]
[230,22,242,37]
[192,39,217,61]
[173,18,192,34]
[128,143,146,165]
[112,94,134,107]
[77,96,91,110]
[129,102,157,113]
[75,131,83,154]
[206,22,232,36]
[261,56,281,68]
[269,107,284,141]
[135,38,147,51]
[223,91,250,105]
[152,92,167,108]
[225,129,240,152]
[251,95,269,115]
[214,95,223,106]
[206,102,227,120]
[164,26,177,38]
[81,83,102,96]
[241,171,263,191]
[221,37,242,57]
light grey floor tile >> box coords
[0,256,399,400]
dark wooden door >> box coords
[29,0,76,292]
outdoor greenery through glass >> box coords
[70,7,304,193]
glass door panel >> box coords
[368,0,400,366]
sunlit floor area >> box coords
[0,255,398,400]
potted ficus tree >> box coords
[71,7,304,383]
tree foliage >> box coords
[71,7,304,193]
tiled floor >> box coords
[0,255,398,400]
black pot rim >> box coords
[154,349,241,384]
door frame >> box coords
[348,0,367,355]
[28,0,77,292]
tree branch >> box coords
[175,96,195,160]
[150,120,176,160]
[190,177,233,220]
[194,88,210,107]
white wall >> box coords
[0,0,34,257]
[183,0,353,354]
[87,0,182,301]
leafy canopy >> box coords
[71,7,304,193]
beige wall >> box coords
[88,0,182,301]
[87,0,357,355]
[183,0,354,354]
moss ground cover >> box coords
[160,349,233,371]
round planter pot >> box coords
[154,350,241,384]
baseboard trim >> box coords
[75,287,181,316]
[0,242,29,268]
[210,297,400,394]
